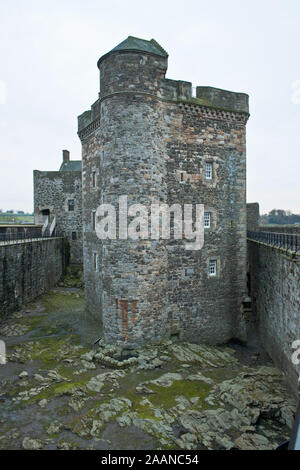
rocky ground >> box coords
[0,286,297,450]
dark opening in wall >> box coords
[170,331,180,342]
[93,252,98,271]
[247,271,251,296]
[72,231,77,240]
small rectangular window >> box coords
[204,212,211,228]
[93,252,98,271]
[92,171,96,188]
[71,231,77,240]
[184,268,194,278]
[205,163,213,180]
[68,199,74,211]
[92,211,96,231]
[209,260,217,276]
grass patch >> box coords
[148,379,211,409]
[42,291,85,314]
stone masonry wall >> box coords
[0,225,43,238]
[0,238,67,319]
[79,45,249,347]
[34,170,82,263]
[164,101,247,344]
[247,203,260,231]
[248,240,300,395]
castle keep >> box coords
[78,36,249,347]
[34,150,83,263]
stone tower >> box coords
[33,150,83,263]
[78,36,249,347]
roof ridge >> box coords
[150,38,168,57]
[127,35,146,41]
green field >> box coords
[0,214,34,224]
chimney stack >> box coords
[63,149,70,163]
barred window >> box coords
[205,163,213,180]
[204,212,211,228]
[209,260,217,276]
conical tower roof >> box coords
[98,36,168,66]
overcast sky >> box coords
[0,0,299,214]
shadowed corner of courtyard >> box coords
[0,280,297,451]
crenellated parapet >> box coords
[78,37,249,141]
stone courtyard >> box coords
[0,280,296,450]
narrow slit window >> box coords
[204,212,211,228]
[92,211,96,231]
[93,252,98,271]
[205,163,213,180]
[68,199,74,211]
[92,171,96,188]
[209,260,217,276]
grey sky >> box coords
[0,0,299,214]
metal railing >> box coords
[247,230,300,254]
[0,229,63,244]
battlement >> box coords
[78,36,249,138]
[196,86,249,113]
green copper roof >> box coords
[98,36,168,65]
[59,161,82,172]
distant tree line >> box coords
[260,209,300,225]
[0,209,33,215]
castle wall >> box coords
[33,170,82,263]
[247,203,260,231]
[79,45,249,347]
[0,225,42,239]
[248,240,300,396]
[165,102,247,343]
[0,238,67,319]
